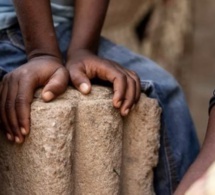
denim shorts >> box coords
[0,23,200,195]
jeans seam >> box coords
[164,126,179,193]
[154,83,179,192]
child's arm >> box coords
[66,0,141,116]
[174,107,215,194]
[13,0,61,59]
[0,0,69,144]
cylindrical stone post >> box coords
[0,86,161,195]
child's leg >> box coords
[0,24,27,79]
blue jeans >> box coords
[0,23,200,195]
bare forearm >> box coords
[175,107,215,194]
[67,0,109,57]
[13,0,61,60]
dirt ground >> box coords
[189,0,215,144]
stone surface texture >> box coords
[0,86,161,195]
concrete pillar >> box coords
[0,86,161,195]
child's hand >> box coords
[66,50,141,116]
[0,56,69,144]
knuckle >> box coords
[127,77,136,86]
[2,74,9,83]
[68,62,84,70]
[117,73,126,81]
[70,73,83,84]
[9,72,17,81]
[51,79,66,89]
[130,70,140,79]
[19,69,33,81]
[15,95,27,106]
[3,69,32,83]
[20,68,30,76]
[130,70,138,76]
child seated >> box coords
[0,0,199,194]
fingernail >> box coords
[124,109,130,116]
[21,127,27,135]
[80,83,90,94]
[15,136,21,144]
[7,133,13,141]
[43,91,54,101]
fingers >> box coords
[1,75,37,144]
[69,66,91,95]
[119,76,136,116]
[97,61,141,116]
[0,72,39,144]
[0,57,70,144]
[111,72,137,116]
[0,80,14,141]
[67,56,141,116]
[126,70,141,103]
[15,78,36,140]
[6,77,24,143]
[111,73,127,109]
[42,67,69,101]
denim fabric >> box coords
[0,0,74,29]
[0,23,200,195]
[0,24,26,77]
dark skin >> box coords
[175,106,215,194]
[0,0,141,144]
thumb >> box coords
[70,70,91,94]
[42,67,69,102]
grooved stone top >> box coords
[0,86,161,195]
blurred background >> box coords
[102,0,215,144]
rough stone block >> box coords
[0,86,161,195]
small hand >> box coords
[66,50,141,116]
[0,56,69,144]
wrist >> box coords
[66,48,95,62]
[28,54,63,65]
[27,49,63,62]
